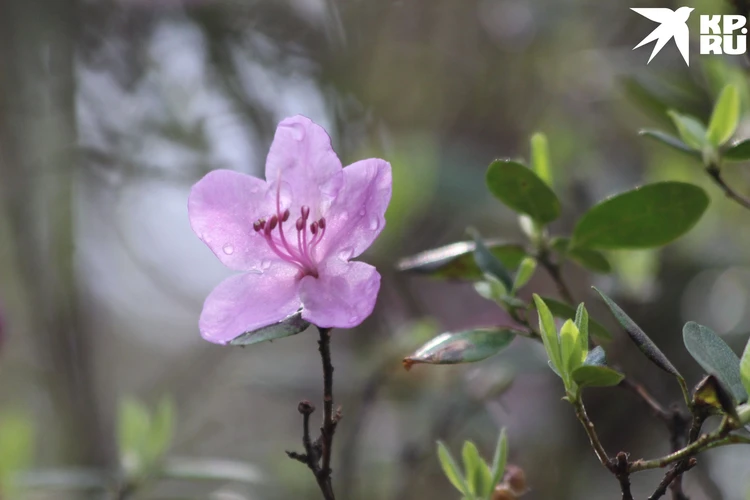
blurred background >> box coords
[1,0,750,498]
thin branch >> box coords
[631,430,750,472]
[614,452,634,500]
[649,459,697,500]
[706,164,750,211]
[538,251,575,304]
[571,399,611,469]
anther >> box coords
[253,220,263,232]
[318,217,326,229]
[296,217,305,231]
[268,215,278,231]
[310,221,319,235]
[301,206,310,220]
[282,209,290,222]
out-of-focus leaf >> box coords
[531,297,612,340]
[485,160,561,224]
[397,241,526,281]
[571,182,709,249]
[584,346,607,366]
[118,398,151,472]
[469,229,514,290]
[737,403,750,425]
[572,366,624,388]
[161,457,262,484]
[474,275,508,303]
[741,337,750,398]
[0,411,34,497]
[639,129,700,157]
[146,396,175,466]
[668,111,708,150]
[532,295,562,374]
[683,322,747,403]
[568,247,612,273]
[403,329,516,370]
[530,133,552,186]
[230,311,310,346]
[489,429,508,492]
[512,257,537,292]
[575,303,589,357]
[706,84,740,147]
[437,442,470,495]
[550,236,570,255]
[693,375,738,419]
[594,288,683,379]
[723,139,750,162]
[462,441,485,496]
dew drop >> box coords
[261,259,271,270]
[349,315,359,323]
[368,216,380,230]
[338,247,354,260]
[222,244,234,255]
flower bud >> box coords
[504,465,527,494]
[491,486,517,500]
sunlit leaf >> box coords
[568,247,612,273]
[118,398,151,472]
[639,129,700,157]
[512,257,537,292]
[146,396,176,466]
[530,133,552,186]
[396,240,526,281]
[723,139,750,162]
[462,441,484,496]
[741,337,750,398]
[437,442,470,495]
[230,311,310,346]
[575,303,589,358]
[560,320,583,380]
[668,111,708,150]
[683,322,747,403]
[531,297,612,340]
[706,84,740,147]
[485,160,561,224]
[572,365,624,388]
[403,329,516,370]
[594,288,683,379]
[571,182,709,249]
[532,295,562,374]
[489,429,508,492]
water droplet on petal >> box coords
[261,259,271,270]
[338,247,354,261]
[368,216,380,230]
[349,315,359,323]
[359,208,366,216]
[340,211,349,221]
[222,244,234,255]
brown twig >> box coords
[537,251,575,304]
[649,458,697,500]
[706,164,750,211]
[286,327,338,500]
[614,452,634,500]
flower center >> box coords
[253,185,326,278]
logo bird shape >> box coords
[632,7,694,66]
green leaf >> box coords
[560,320,583,380]
[118,398,151,472]
[575,303,590,358]
[593,287,683,379]
[584,346,607,366]
[437,442,470,495]
[489,429,508,491]
[512,256,537,293]
[683,322,747,403]
[693,374,739,419]
[462,441,484,496]
[230,311,310,346]
[0,411,34,497]
[723,139,750,162]
[706,84,740,147]
[742,337,750,399]
[468,229,514,290]
[571,182,709,250]
[397,241,526,281]
[486,160,561,224]
[474,275,509,303]
[668,111,708,150]
[568,247,612,273]
[530,133,552,186]
[532,295,562,374]
[403,329,516,370]
[146,396,175,465]
[639,129,700,157]
[531,297,612,341]
[572,365,625,388]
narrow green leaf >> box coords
[437,442,470,495]
[485,160,561,224]
[230,311,310,346]
[474,275,508,303]
[489,429,508,491]
[593,287,683,379]
[118,397,151,470]
[396,241,527,281]
[568,248,612,274]
[403,329,516,370]
[572,365,625,388]
[512,257,537,293]
[462,441,483,496]
[571,182,709,250]
[707,84,740,146]
[531,297,612,340]
[468,229,514,290]
[584,346,607,366]
[639,129,700,157]
[530,133,552,186]
[683,322,747,403]
[575,303,590,359]
[668,111,708,150]
[723,139,750,162]
[146,396,176,465]
[741,337,750,398]
[560,320,583,381]
[532,295,562,374]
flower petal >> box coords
[317,158,392,261]
[199,263,302,344]
[299,259,380,328]
[264,115,343,216]
[188,169,277,271]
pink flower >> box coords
[189,116,392,344]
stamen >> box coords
[296,217,305,231]
[318,217,326,229]
[253,220,263,232]
[301,206,310,221]
[282,209,290,222]
[310,221,319,235]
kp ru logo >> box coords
[632,7,749,66]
